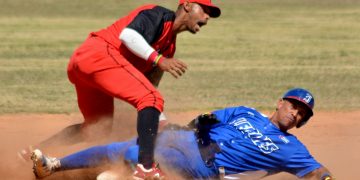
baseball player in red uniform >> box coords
[19,1,221,179]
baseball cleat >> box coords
[133,163,165,180]
[31,149,60,179]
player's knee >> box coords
[136,91,164,112]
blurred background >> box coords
[0,0,359,114]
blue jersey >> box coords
[210,106,322,177]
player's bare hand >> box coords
[158,58,187,78]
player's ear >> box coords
[277,99,284,110]
[183,1,192,13]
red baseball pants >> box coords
[67,36,164,127]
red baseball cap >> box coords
[179,0,221,18]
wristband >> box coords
[147,51,158,62]
[321,172,333,180]
[153,54,164,66]
[147,51,164,66]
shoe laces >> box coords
[43,155,61,171]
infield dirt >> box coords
[0,110,359,179]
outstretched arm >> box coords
[303,166,334,180]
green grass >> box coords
[1,0,360,114]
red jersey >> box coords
[92,4,177,74]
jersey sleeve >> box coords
[283,143,322,178]
[212,106,245,123]
[127,6,171,45]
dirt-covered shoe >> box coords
[31,149,60,179]
[133,163,165,180]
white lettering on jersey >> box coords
[279,135,290,144]
[230,118,279,154]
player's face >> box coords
[274,99,308,131]
[186,3,210,34]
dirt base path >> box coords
[0,110,359,179]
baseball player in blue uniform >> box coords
[31,88,334,180]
